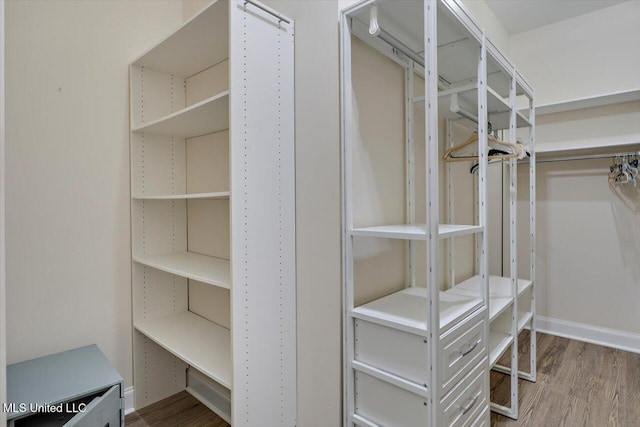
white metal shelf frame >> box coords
[342,1,536,425]
[342,1,496,425]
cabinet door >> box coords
[64,385,121,427]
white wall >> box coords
[510,1,640,106]
[460,0,509,53]
[520,159,640,335]
[508,2,640,344]
[5,0,183,388]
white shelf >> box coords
[439,224,483,239]
[132,0,229,77]
[132,91,229,138]
[517,312,533,333]
[489,331,513,367]
[132,191,230,200]
[454,275,532,297]
[445,287,511,322]
[135,311,231,389]
[351,287,483,337]
[414,84,530,129]
[350,224,482,240]
[134,251,230,289]
[350,224,427,240]
[536,138,640,157]
[533,89,640,116]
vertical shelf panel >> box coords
[230,1,296,424]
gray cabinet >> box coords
[6,345,123,426]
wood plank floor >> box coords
[490,330,640,426]
[125,331,640,426]
[125,391,229,427]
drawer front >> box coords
[440,309,486,397]
[355,371,428,427]
[440,359,488,427]
[355,319,428,386]
[65,385,121,427]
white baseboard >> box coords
[536,315,640,354]
[124,386,135,415]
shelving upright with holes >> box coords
[128,1,295,424]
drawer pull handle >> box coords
[460,395,479,414]
[458,340,480,357]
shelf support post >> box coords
[425,1,440,425]
[340,10,356,426]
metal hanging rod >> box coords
[244,0,290,24]
[376,28,425,67]
[533,150,640,164]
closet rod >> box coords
[530,150,640,164]
[244,0,290,24]
[374,26,425,67]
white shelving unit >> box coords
[129,1,295,425]
[341,1,535,424]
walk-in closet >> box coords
[0,0,639,425]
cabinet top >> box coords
[6,344,123,420]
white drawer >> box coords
[439,309,486,397]
[440,358,488,427]
[355,319,429,386]
[354,370,428,427]
[354,308,485,392]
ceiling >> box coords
[486,0,628,35]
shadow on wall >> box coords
[609,183,640,282]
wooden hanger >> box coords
[442,133,522,163]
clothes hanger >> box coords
[443,132,522,163]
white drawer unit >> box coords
[354,307,486,397]
[440,359,489,427]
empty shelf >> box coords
[350,224,427,240]
[134,251,230,289]
[135,311,231,389]
[352,287,483,336]
[489,331,513,367]
[445,287,512,322]
[132,91,229,138]
[132,0,229,77]
[531,89,640,116]
[414,84,529,130]
[439,224,483,239]
[350,224,482,240]
[454,275,532,297]
[517,312,533,333]
[132,191,230,200]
